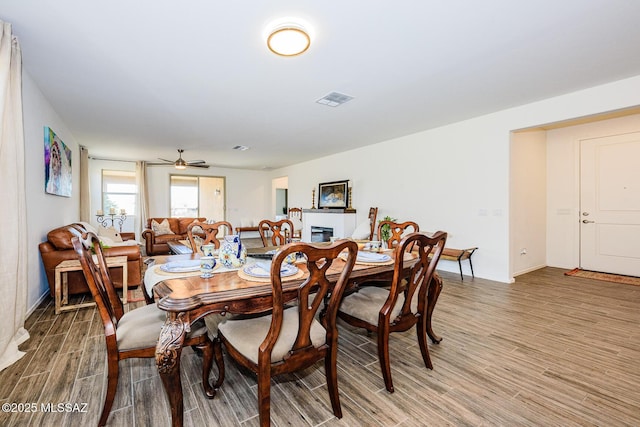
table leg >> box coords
[426,274,443,344]
[54,270,62,315]
[156,312,188,427]
[62,272,69,305]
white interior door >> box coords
[580,132,640,276]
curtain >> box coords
[0,21,29,372]
[79,145,90,222]
[135,161,149,240]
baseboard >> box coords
[26,290,50,318]
[513,264,547,277]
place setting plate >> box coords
[160,260,202,273]
[238,261,304,282]
[340,251,394,265]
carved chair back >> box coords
[72,232,124,329]
[218,240,358,426]
[288,207,303,238]
[388,231,446,327]
[187,220,234,252]
[72,232,216,426]
[368,207,378,240]
[258,219,294,247]
[377,220,419,249]
[337,231,447,393]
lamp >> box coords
[267,21,311,56]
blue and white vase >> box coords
[219,234,247,268]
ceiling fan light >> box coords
[175,158,187,169]
[267,21,310,56]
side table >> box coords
[54,255,128,314]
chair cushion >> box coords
[219,307,326,365]
[117,303,207,351]
[339,286,417,326]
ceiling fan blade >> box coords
[188,164,210,168]
[186,160,206,165]
[157,158,174,163]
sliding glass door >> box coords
[170,175,225,221]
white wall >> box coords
[23,72,80,313]
[510,130,547,276]
[272,75,640,283]
[546,113,640,269]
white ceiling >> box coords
[3,1,640,170]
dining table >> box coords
[147,245,444,427]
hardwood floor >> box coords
[1,267,639,426]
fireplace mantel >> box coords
[302,210,357,242]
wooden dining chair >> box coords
[368,207,378,240]
[186,220,234,252]
[72,232,220,426]
[288,207,303,239]
[377,219,419,249]
[258,219,294,247]
[215,240,358,426]
[337,231,447,393]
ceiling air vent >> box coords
[316,92,354,107]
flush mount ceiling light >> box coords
[266,19,311,56]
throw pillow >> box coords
[98,225,123,242]
[351,219,371,240]
[151,219,175,236]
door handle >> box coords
[582,220,595,224]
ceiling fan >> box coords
[148,149,209,169]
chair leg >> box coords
[99,355,119,427]
[198,340,215,398]
[212,337,225,389]
[377,325,394,393]
[426,275,443,344]
[324,345,343,418]
[417,315,433,370]
[257,372,271,427]
[141,281,155,304]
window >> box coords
[102,170,136,214]
[170,175,225,220]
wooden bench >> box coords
[440,247,478,281]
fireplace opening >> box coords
[311,226,333,242]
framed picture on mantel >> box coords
[318,180,348,209]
